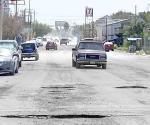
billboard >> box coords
[55,21,69,30]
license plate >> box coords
[90,61,95,64]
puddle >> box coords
[115,86,148,89]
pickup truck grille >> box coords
[86,55,99,60]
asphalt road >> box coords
[0,44,150,125]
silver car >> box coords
[0,40,22,67]
[0,48,19,75]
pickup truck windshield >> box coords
[78,42,104,50]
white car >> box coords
[36,37,43,46]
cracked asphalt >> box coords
[0,44,150,125]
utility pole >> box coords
[0,0,3,40]
[135,5,137,26]
[106,17,107,41]
[15,0,18,16]
[28,0,31,40]
[29,0,31,28]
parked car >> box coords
[0,48,19,75]
[46,41,57,50]
[60,38,69,45]
[103,41,114,51]
[0,40,22,67]
[72,40,107,69]
[21,42,39,61]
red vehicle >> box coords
[46,41,57,50]
[103,41,114,51]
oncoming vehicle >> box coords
[0,48,19,75]
[36,37,43,46]
[60,38,69,45]
[0,40,22,67]
[46,41,57,50]
[21,42,39,61]
[72,40,107,69]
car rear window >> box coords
[22,43,35,49]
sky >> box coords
[16,0,149,25]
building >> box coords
[95,16,130,45]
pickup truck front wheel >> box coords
[76,62,80,68]
[102,64,107,69]
[72,59,76,67]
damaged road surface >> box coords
[0,46,150,125]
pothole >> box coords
[41,86,76,90]
[115,86,148,89]
[51,114,110,119]
[1,114,110,119]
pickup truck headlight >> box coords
[77,53,85,59]
[100,54,107,59]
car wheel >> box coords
[72,59,76,67]
[19,61,22,67]
[97,65,101,67]
[10,65,15,75]
[102,64,107,69]
[15,64,19,73]
[35,55,39,61]
[76,62,80,69]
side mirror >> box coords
[19,46,23,50]
[13,53,19,57]
[72,48,76,51]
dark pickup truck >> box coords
[72,40,107,69]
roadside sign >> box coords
[3,0,9,8]
[85,7,93,17]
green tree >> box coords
[32,21,52,37]
[139,11,150,23]
[111,11,134,19]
